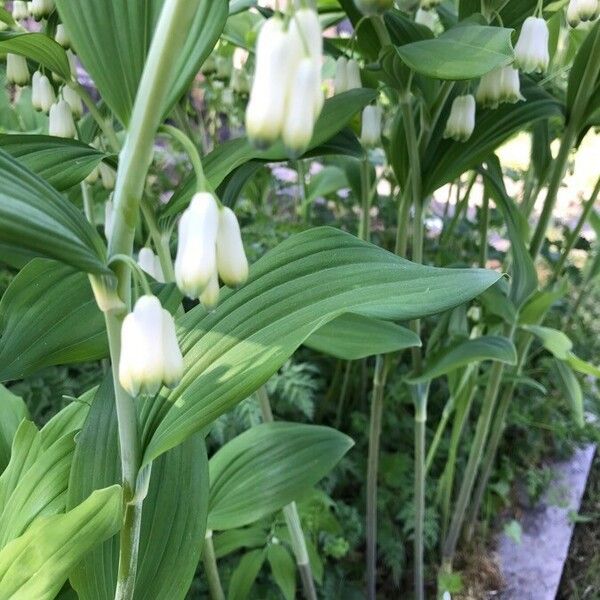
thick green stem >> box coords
[203,530,226,600]
[366,355,390,600]
[256,387,317,600]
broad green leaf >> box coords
[395,26,514,80]
[139,227,501,464]
[0,32,70,80]
[554,359,584,428]
[408,336,517,383]
[384,9,433,45]
[163,90,375,218]
[267,543,296,600]
[214,527,268,559]
[305,166,349,205]
[0,149,108,274]
[522,325,573,360]
[480,156,538,308]
[0,485,122,600]
[337,0,381,61]
[228,549,266,600]
[208,422,353,531]
[422,81,563,195]
[0,386,28,474]
[68,377,209,600]
[0,135,109,191]
[304,313,421,359]
[56,0,228,125]
[40,399,91,449]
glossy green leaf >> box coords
[554,359,584,428]
[228,549,266,600]
[384,9,433,45]
[208,422,353,531]
[0,485,122,600]
[0,135,108,191]
[40,399,91,449]
[0,149,108,274]
[68,377,209,600]
[0,386,28,474]
[395,26,514,80]
[0,32,70,80]
[522,325,573,360]
[409,336,517,383]
[163,90,375,217]
[139,227,501,464]
[304,313,421,359]
[267,543,296,600]
[56,0,228,125]
[422,81,563,194]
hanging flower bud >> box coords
[574,0,599,21]
[334,56,349,94]
[53,50,77,83]
[31,71,42,110]
[216,207,249,287]
[85,166,99,184]
[514,17,549,74]
[282,58,319,158]
[443,95,476,142]
[289,8,323,62]
[246,17,289,148]
[567,0,582,26]
[200,270,220,311]
[119,295,183,396]
[29,0,54,20]
[49,100,76,138]
[62,85,84,118]
[415,8,437,31]
[353,0,394,16]
[104,198,114,240]
[99,162,116,190]
[12,1,29,21]
[37,75,56,113]
[138,247,165,283]
[55,24,70,49]
[476,67,523,108]
[6,54,30,86]
[175,192,220,298]
[360,105,383,148]
[346,59,362,90]
[498,66,525,104]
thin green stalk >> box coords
[160,124,208,192]
[395,187,411,256]
[440,173,476,245]
[297,159,309,223]
[256,387,317,600]
[366,355,390,600]
[360,157,372,241]
[81,181,95,226]
[203,530,226,600]
[335,361,353,428]
[479,192,490,267]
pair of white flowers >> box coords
[245,8,324,157]
[567,0,599,27]
[12,0,54,21]
[334,56,362,94]
[444,15,549,142]
[119,193,248,396]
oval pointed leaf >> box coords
[395,25,514,80]
[304,313,421,359]
[522,325,573,360]
[554,359,584,428]
[208,422,353,531]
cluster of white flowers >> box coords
[245,8,324,157]
[334,56,362,94]
[175,192,248,310]
[567,0,599,27]
[12,0,54,21]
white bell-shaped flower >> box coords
[104,198,114,240]
[245,17,289,148]
[99,162,116,190]
[6,54,30,86]
[37,75,56,113]
[31,71,42,110]
[573,0,599,22]
[12,1,29,21]
[443,95,476,142]
[138,247,165,283]
[29,0,54,20]
[86,165,99,184]
[62,85,84,118]
[421,0,442,7]
[49,99,76,138]
[334,56,349,94]
[415,8,437,31]
[354,0,394,15]
[360,105,383,148]
[499,66,525,104]
[175,192,220,298]
[216,207,249,287]
[282,57,319,157]
[55,24,70,49]
[567,0,582,26]
[200,270,220,311]
[346,59,362,90]
[476,67,523,109]
[119,295,183,396]
[289,8,323,63]
[514,17,549,74]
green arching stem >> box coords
[159,124,209,193]
[203,531,226,600]
[108,254,153,297]
[256,386,318,600]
